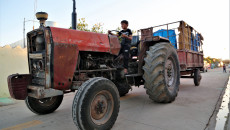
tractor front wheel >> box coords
[25,95,63,115]
[143,42,180,103]
[72,77,120,130]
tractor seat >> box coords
[130,36,140,56]
[131,36,140,47]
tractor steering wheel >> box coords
[109,30,119,35]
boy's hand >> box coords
[122,34,132,40]
[121,34,128,38]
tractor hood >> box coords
[50,27,111,53]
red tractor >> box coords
[7,10,203,130]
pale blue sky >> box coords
[0,0,229,59]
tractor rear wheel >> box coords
[25,95,63,115]
[143,42,180,103]
[72,77,120,130]
[194,69,201,86]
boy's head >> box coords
[121,20,128,29]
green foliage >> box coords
[70,18,104,33]
[91,23,104,33]
[204,57,213,63]
[204,56,221,64]
[115,27,122,42]
[77,18,90,32]
[116,27,121,31]
[132,30,137,35]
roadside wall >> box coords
[0,45,28,97]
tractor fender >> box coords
[138,27,171,74]
[138,39,171,74]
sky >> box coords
[0,0,229,59]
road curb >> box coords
[224,90,230,130]
[0,97,15,106]
[205,75,230,130]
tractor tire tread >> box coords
[143,42,180,103]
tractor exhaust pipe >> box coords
[72,0,77,30]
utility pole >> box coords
[23,18,38,48]
[23,18,26,48]
[72,0,77,30]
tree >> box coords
[204,56,213,64]
[91,23,104,33]
[116,27,121,31]
[70,18,104,33]
[77,18,90,32]
[204,56,222,68]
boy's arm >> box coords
[121,34,132,40]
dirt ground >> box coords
[0,46,28,98]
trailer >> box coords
[139,20,203,86]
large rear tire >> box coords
[25,95,63,115]
[143,42,180,103]
[72,77,120,130]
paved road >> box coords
[0,68,229,130]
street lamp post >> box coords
[23,18,26,48]
[23,18,38,48]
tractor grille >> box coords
[27,31,46,86]
[29,53,46,86]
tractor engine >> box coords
[73,52,117,85]
[79,52,114,70]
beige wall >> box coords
[0,45,29,97]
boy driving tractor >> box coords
[108,20,132,74]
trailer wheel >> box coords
[194,69,201,86]
[114,81,131,97]
[143,42,180,103]
[72,77,120,130]
[25,95,63,115]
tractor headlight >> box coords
[37,60,44,70]
[33,62,37,70]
